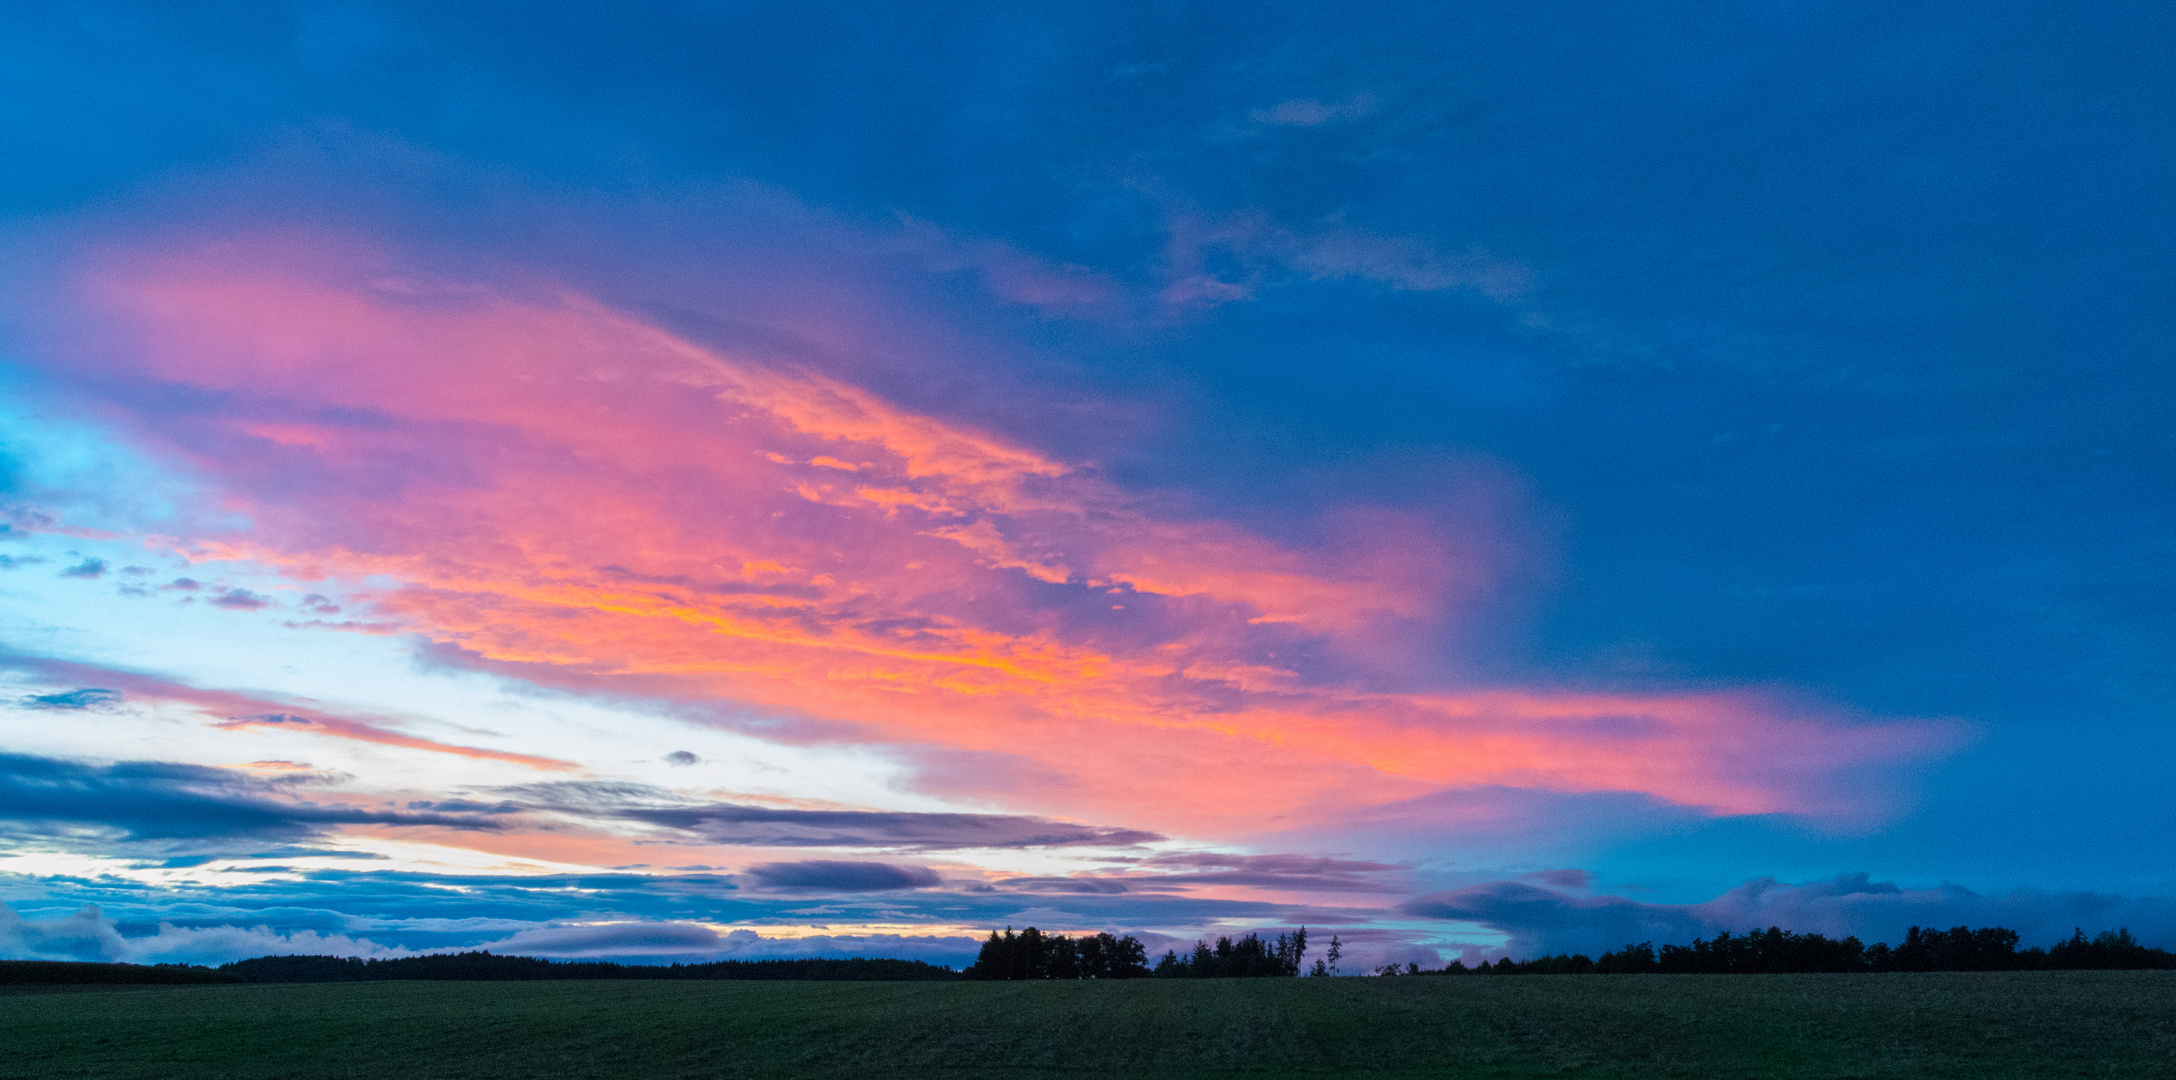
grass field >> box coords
[3,971,2171,1078]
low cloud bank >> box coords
[474,922,977,964]
[1400,873,2176,961]
[0,902,410,964]
[0,901,976,967]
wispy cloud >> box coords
[1,653,578,772]
[1248,94,1377,128]
[893,217,1125,316]
[1163,214,1532,306]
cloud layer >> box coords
[0,901,978,966]
[0,752,494,848]
[1401,874,2176,961]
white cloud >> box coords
[0,902,410,964]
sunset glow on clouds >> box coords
[1,2,2169,968]
[23,237,1946,827]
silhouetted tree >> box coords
[1150,929,1311,978]
[963,927,1151,980]
[1049,934,1080,979]
[1109,933,1150,978]
[2044,928,2175,969]
[1880,925,2019,973]
[1594,942,1657,974]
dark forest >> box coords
[1410,926,2176,976]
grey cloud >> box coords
[0,901,409,964]
[210,588,270,610]
[0,902,128,961]
[0,901,978,966]
[0,751,503,847]
[745,861,941,892]
[1399,873,2176,960]
[992,877,1132,894]
[156,848,391,868]
[629,804,1161,850]
[663,750,699,766]
[404,798,521,815]
[58,558,106,579]
[507,781,1161,850]
[1398,881,1703,960]
[472,922,976,963]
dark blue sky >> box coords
[0,2,2169,966]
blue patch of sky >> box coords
[0,368,233,535]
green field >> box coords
[3,972,2171,1079]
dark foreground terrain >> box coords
[2,970,2170,1078]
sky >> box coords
[0,1,2169,971]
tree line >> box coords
[966,926,1332,980]
[1395,926,2176,976]
[10,923,2165,986]
[962,927,1153,979]
[219,951,958,982]
[0,959,241,985]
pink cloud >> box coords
[31,233,1954,841]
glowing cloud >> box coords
[26,233,1951,842]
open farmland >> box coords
[3,971,2171,1079]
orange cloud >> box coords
[56,235,1953,839]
